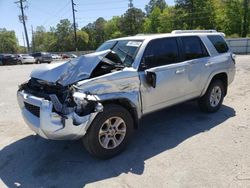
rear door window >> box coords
[181,36,209,61]
[142,37,179,68]
[208,35,229,53]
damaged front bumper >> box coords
[17,90,98,140]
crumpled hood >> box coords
[31,50,111,86]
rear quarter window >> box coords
[208,35,229,53]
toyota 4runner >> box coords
[17,30,236,159]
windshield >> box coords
[96,40,143,67]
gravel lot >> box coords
[0,56,250,188]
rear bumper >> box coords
[228,65,236,86]
[17,90,97,140]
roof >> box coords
[108,30,225,41]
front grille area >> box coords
[24,102,40,117]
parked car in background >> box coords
[61,54,70,59]
[51,54,61,60]
[0,54,17,65]
[31,52,52,64]
[70,54,77,58]
[16,54,36,64]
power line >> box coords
[42,1,71,26]
[43,6,72,27]
[77,7,127,12]
[15,0,30,52]
[71,0,77,51]
[77,0,126,6]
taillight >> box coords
[231,53,236,64]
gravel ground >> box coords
[0,56,249,188]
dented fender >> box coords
[75,67,142,119]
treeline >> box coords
[1,0,250,53]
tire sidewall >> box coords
[204,80,225,112]
[84,104,134,159]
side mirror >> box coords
[145,71,157,88]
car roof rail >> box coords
[171,30,218,34]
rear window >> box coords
[208,35,229,53]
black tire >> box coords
[17,60,22,65]
[37,60,40,64]
[198,80,225,113]
[83,104,134,159]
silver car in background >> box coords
[17,30,235,159]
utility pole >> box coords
[22,32,26,48]
[31,25,35,52]
[15,0,30,52]
[128,0,133,8]
[128,0,135,35]
[71,0,77,52]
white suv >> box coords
[17,30,236,159]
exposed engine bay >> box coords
[18,50,126,125]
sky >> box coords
[0,0,175,46]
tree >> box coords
[175,0,216,30]
[55,19,74,51]
[158,7,175,33]
[32,26,57,52]
[82,23,96,50]
[104,16,124,39]
[94,17,106,47]
[144,7,161,33]
[242,0,250,37]
[120,8,145,35]
[0,28,19,53]
[76,30,89,50]
[145,0,167,15]
[214,0,242,36]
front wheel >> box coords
[198,80,225,113]
[83,104,134,159]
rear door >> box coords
[179,36,210,96]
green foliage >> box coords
[174,0,216,29]
[145,0,167,15]
[104,16,123,39]
[0,28,19,53]
[120,8,145,36]
[3,0,250,52]
[144,7,161,33]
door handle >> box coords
[175,68,185,74]
[205,62,213,67]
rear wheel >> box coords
[37,60,40,64]
[198,80,225,113]
[83,104,134,159]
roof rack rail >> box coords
[171,30,218,34]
